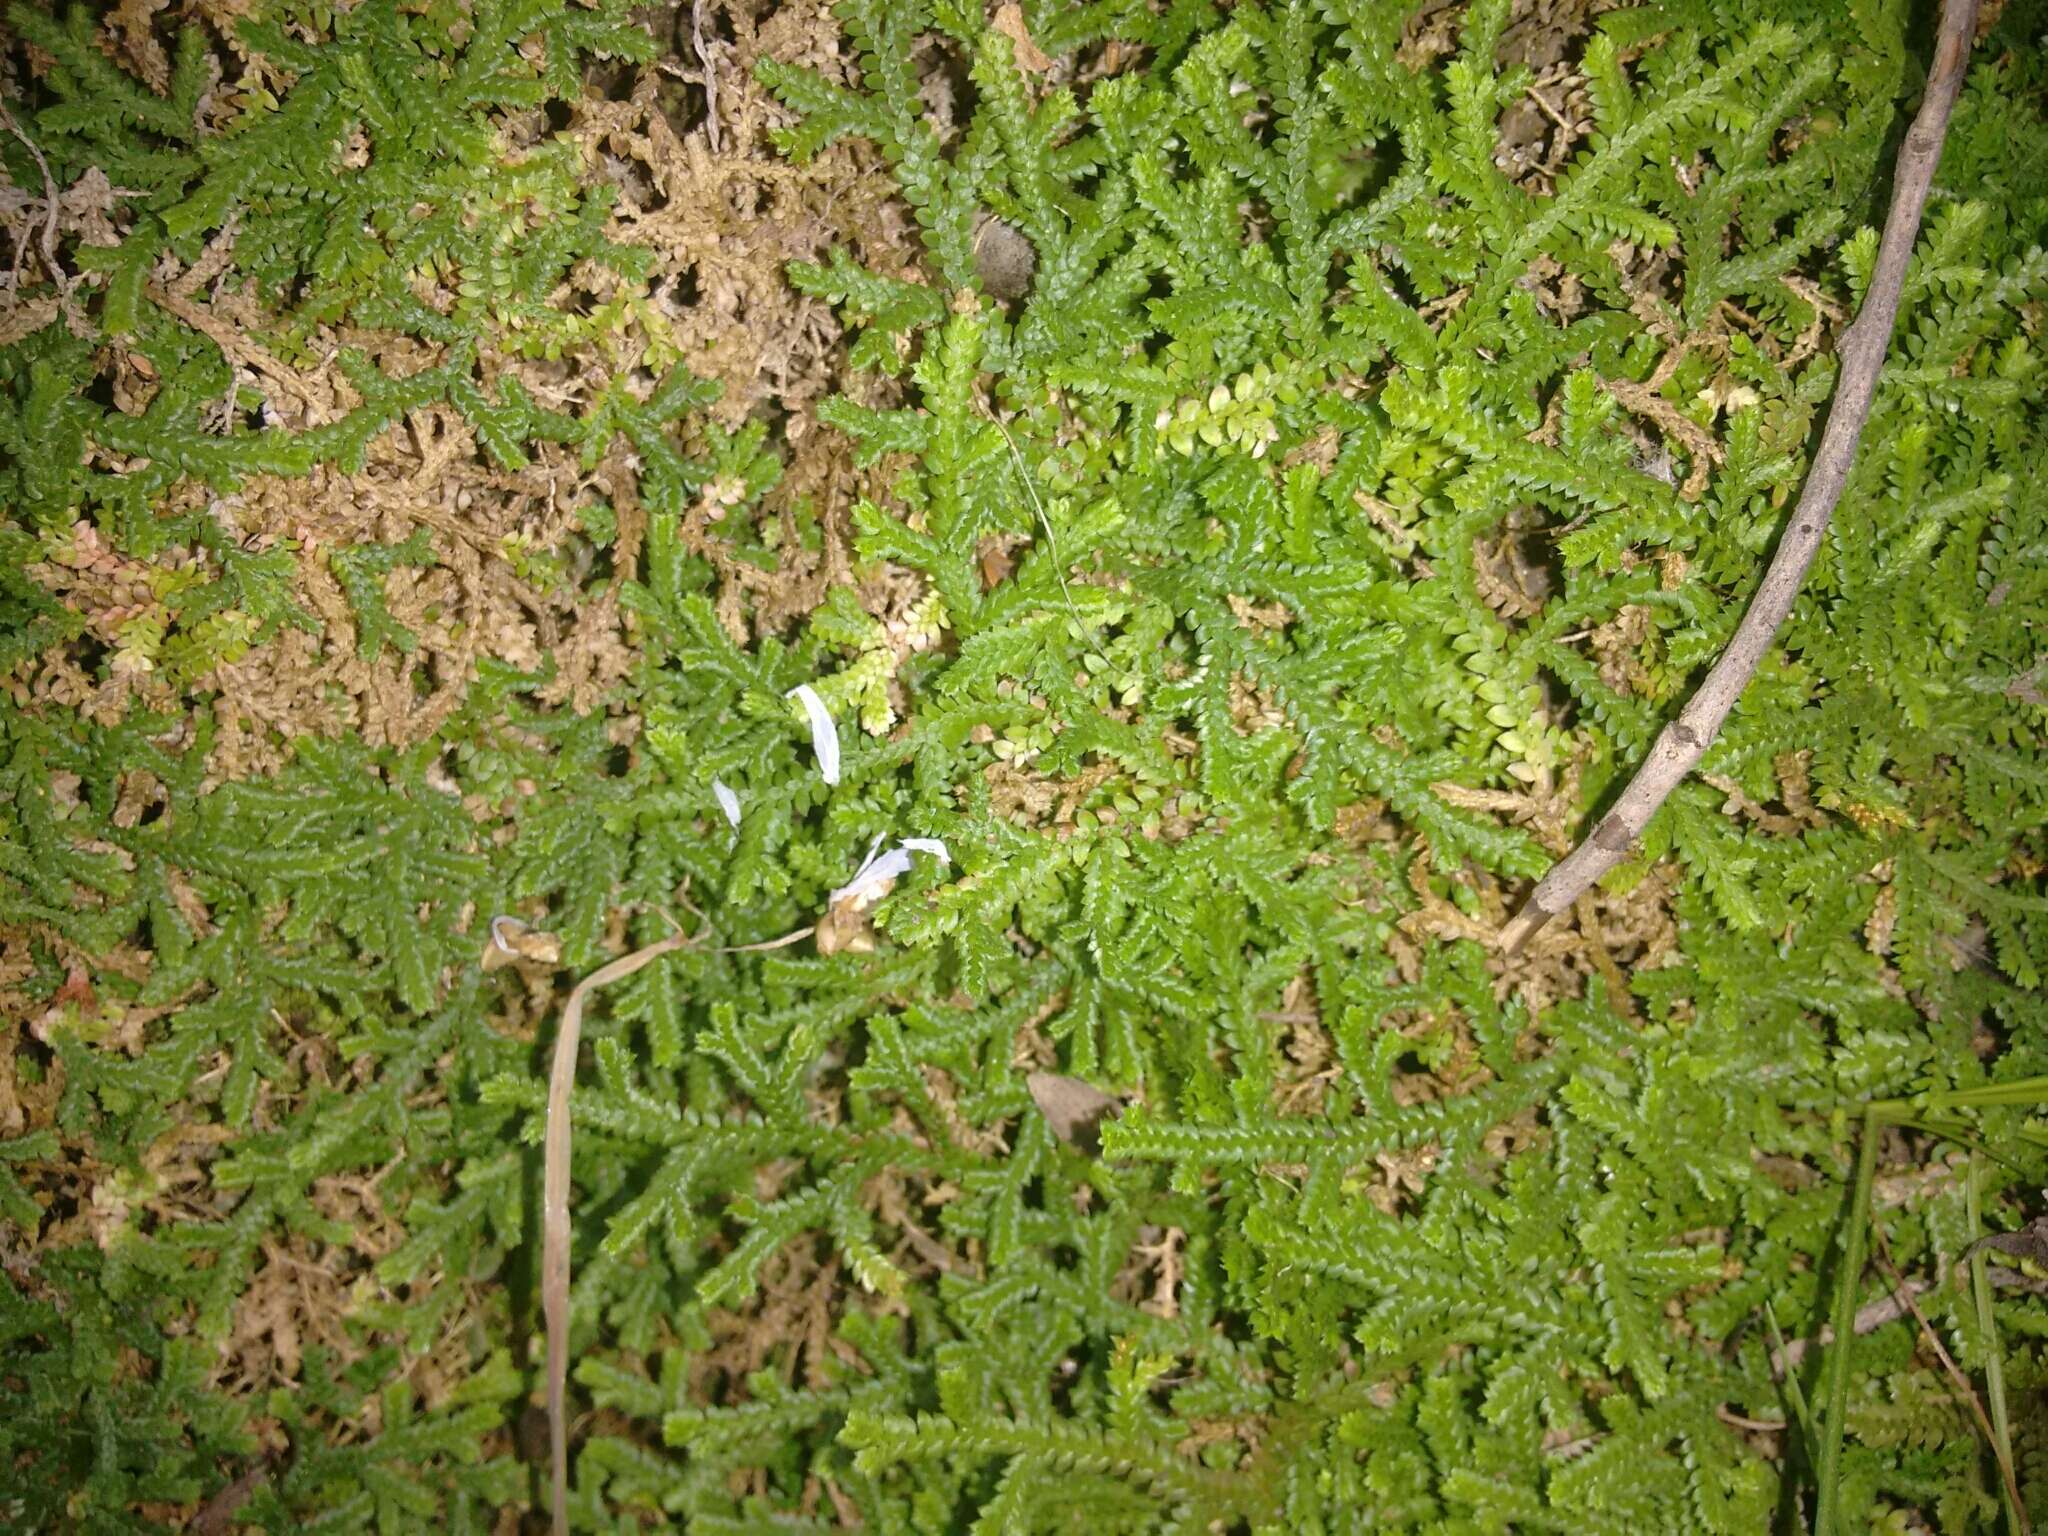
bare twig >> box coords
[543,920,812,1536]
[0,98,66,304]
[1498,0,1980,955]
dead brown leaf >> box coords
[1027,1072,1121,1156]
[991,3,1054,72]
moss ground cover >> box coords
[1,0,2044,1530]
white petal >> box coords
[853,831,887,877]
[786,684,840,785]
[831,847,914,904]
[710,777,742,829]
[828,838,952,906]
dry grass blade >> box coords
[543,928,696,1535]
[1498,0,1982,954]
[543,920,812,1535]
[1873,1252,2031,1536]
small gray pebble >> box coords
[973,214,1037,301]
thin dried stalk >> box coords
[1875,1254,2031,1536]
[0,99,62,292]
[543,921,812,1536]
[1499,0,1981,954]
[543,929,694,1535]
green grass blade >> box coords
[1967,1156,2023,1536]
[1815,1105,1882,1536]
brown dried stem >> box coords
[543,928,693,1534]
[1499,0,1980,954]
[1874,1252,2031,1536]
[0,97,67,304]
[543,920,812,1536]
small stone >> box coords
[973,214,1036,302]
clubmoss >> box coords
[1,0,2043,1531]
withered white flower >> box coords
[786,683,840,785]
[710,777,742,829]
[829,836,951,908]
